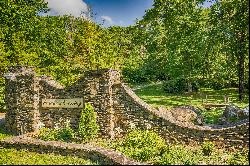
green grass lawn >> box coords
[0,124,97,165]
[0,148,98,165]
[0,124,12,140]
[133,83,249,124]
[134,83,249,108]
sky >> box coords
[44,0,215,27]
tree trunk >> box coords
[238,32,245,102]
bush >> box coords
[38,103,99,143]
[78,103,99,142]
[210,81,225,90]
[155,146,200,165]
[122,67,151,84]
[201,141,214,156]
[118,129,166,162]
[38,121,75,142]
[38,127,58,141]
[227,150,249,165]
[163,78,187,94]
[163,78,199,94]
[56,121,75,142]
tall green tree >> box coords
[137,0,208,90]
[209,0,249,100]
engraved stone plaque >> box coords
[41,98,84,108]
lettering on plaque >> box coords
[41,98,83,108]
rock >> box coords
[223,104,241,119]
[238,105,249,119]
[165,106,204,126]
[175,105,204,126]
[221,104,249,124]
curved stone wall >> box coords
[112,83,249,149]
[0,134,143,165]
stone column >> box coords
[83,69,120,139]
[5,66,40,135]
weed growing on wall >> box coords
[78,103,99,142]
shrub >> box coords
[163,78,187,94]
[163,78,199,94]
[38,127,57,141]
[38,103,99,143]
[227,150,249,165]
[201,141,214,156]
[56,121,75,142]
[118,129,166,161]
[210,81,225,90]
[38,120,75,142]
[154,145,201,165]
[78,103,99,142]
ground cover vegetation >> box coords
[37,103,98,143]
[113,130,249,165]
[80,129,250,165]
[0,123,98,165]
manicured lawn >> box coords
[133,82,249,109]
[0,148,97,165]
[0,124,12,140]
[0,124,97,165]
[133,83,249,124]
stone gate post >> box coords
[4,66,40,135]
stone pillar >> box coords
[103,69,121,139]
[83,69,120,139]
[4,66,40,135]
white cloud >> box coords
[45,0,89,18]
[119,20,124,25]
[101,15,113,25]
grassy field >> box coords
[0,124,97,165]
[133,82,249,124]
[133,83,249,108]
[0,148,98,165]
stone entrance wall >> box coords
[4,66,120,138]
[4,66,249,148]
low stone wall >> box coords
[112,84,249,149]
[0,135,144,165]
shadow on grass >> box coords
[0,123,13,140]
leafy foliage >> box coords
[113,129,166,162]
[78,103,99,142]
[95,130,249,165]
[38,121,75,142]
[163,78,199,94]
[201,141,215,156]
[38,103,99,143]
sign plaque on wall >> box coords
[41,98,84,108]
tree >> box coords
[209,0,249,101]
